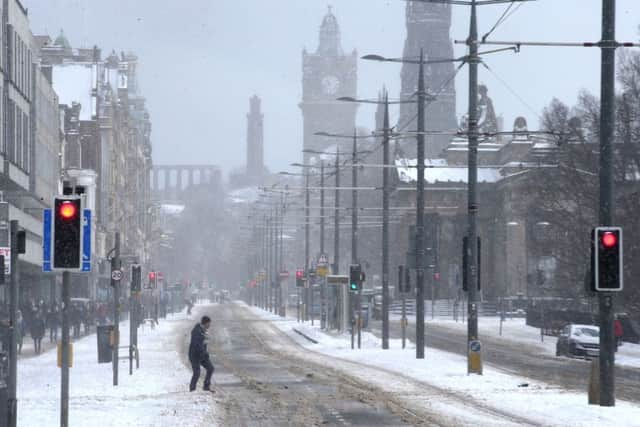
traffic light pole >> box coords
[351,130,359,349]
[112,232,121,386]
[8,220,19,427]
[415,51,426,360]
[598,0,616,407]
[60,271,70,427]
[382,93,390,350]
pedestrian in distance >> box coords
[188,315,214,392]
[30,312,45,355]
[16,310,24,355]
[614,316,624,352]
[47,304,59,343]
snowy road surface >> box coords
[194,303,412,426]
[369,316,640,402]
[246,302,640,427]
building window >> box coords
[23,112,29,172]
[15,106,21,166]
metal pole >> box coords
[305,171,310,322]
[466,1,481,373]
[60,271,70,427]
[351,131,359,348]
[320,162,326,330]
[599,0,616,407]
[382,93,390,350]
[8,221,18,427]
[279,192,285,317]
[399,265,406,350]
[333,151,340,330]
[112,232,121,386]
[267,214,272,312]
[415,50,426,359]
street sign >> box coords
[157,272,164,282]
[43,208,52,272]
[327,275,349,285]
[316,265,329,277]
[81,209,91,272]
[279,270,290,280]
[318,253,328,267]
[111,270,123,281]
[0,247,10,276]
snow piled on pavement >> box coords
[17,310,219,427]
[249,304,640,427]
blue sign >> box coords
[42,209,52,272]
[82,209,91,272]
[469,340,482,353]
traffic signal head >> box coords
[594,227,623,291]
[295,269,304,287]
[53,196,82,270]
[131,265,142,292]
[349,264,362,291]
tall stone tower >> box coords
[246,95,264,177]
[300,7,357,164]
[398,2,457,158]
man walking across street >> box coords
[189,315,214,392]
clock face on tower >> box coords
[321,75,340,95]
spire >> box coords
[317,6,343,56]
[54,29,72,50]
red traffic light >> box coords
[59,201,77,219]
[296,269,303,279]
[148,271,156,281]
[601,232,617,248]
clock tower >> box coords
[300,7,357,163]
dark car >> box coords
[556,324,599,358]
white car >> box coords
[556,324,600,358]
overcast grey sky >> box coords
[24,1,640,175]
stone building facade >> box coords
[38,33,153,299]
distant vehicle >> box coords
[287,294,299,307]
[372,295,383,320]
[220,290,230,303]
[556,324,599,358]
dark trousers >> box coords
[190,358,214,391]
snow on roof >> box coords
[161,204,185,215]
[395,159,502,184]
[229,186,261,204]
[52,63,96,120]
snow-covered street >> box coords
[17,309,220,427]
[247,302,640,427]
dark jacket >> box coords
[189,323,209,362]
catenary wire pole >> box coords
[382,92,391,350]
[466,0,482,374]
[305,171,311,322]
[333,150,340,330]
[320,162,326,329]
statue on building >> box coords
[513,116,528,140]
[477,84,498,135]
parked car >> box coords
[556,324,600,358]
